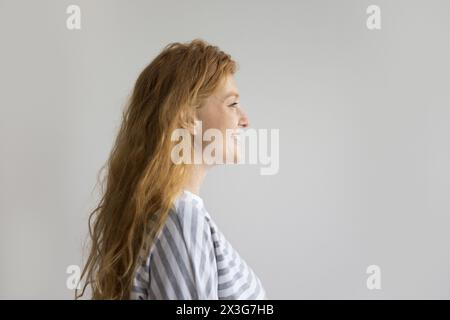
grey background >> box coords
[1,0,449,299]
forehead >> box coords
[215,75,239,100]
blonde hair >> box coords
[76,39,236,299]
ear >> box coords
[178,105,199,135]
[188,111,201,136]
[185,117,197,136]
[189,117,204,137]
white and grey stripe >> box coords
[130,190,267,300]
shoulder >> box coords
[131,191,217,299]
[172,190,211,221]
[152,191,214,254]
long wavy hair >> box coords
[75,39,236,299]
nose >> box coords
[238,108,249,128]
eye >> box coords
[228,102,239,108]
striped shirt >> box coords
[130,190,267,300]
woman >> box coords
[76,39,267,300]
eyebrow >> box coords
[222,91,240,101]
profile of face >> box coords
[195,74,249,164]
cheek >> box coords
[223,111,239,131]
[216,106,238,129]
[199,106,233,131]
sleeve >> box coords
[147,208,219,300]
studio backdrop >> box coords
[1,0,449,299]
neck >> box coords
[184,164,208,196]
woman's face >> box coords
[196,74,249,164]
